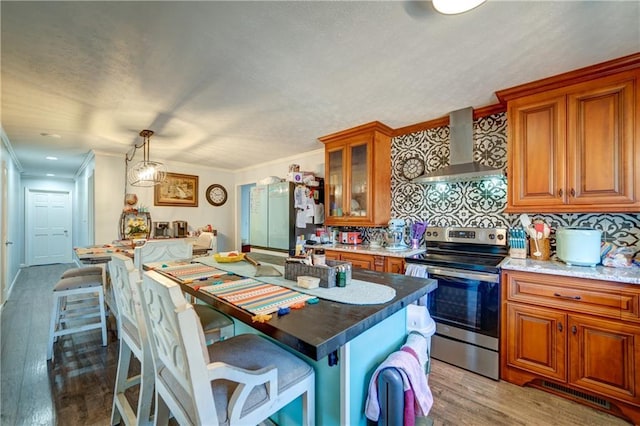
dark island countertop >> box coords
[177,254,437,361]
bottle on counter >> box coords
[313,248,326,266]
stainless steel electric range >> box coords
[405,226,508,380]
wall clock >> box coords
[206,184,228,206]
[401,157,425,180]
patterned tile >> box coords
[348,112,640,252]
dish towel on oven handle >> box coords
[405,263,429,278]
[365,332,433,425]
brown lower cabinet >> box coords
[324,250,405,274]
[501,270,640,425]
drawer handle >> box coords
[553,292,581,300]
[558,322,563,332]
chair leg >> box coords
[111,341,133,426]
[303,380,316,426]
[98,289,108,346]
[154,393,171,426]
[137,351,155,426]
[47,293,61,360]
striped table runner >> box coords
[157,263,228,283]
[200,278,316,315]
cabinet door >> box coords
[324,250,341,262]
[385,257,405,274]
[569,314,640,403]
[507,92,567,212]
[506,303,567,381]
[326,146,347,221]
[340,252,374,270]
[566,73,639,208]
[349,142,370,220]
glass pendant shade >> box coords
[126,129,167,187]
[433,0,486,14]
[127,160,167,187]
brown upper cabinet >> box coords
[497,54,640,213]
[318,122,393,226]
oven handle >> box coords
[424,266,500,283]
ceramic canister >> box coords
[556,227,602,267]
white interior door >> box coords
[27,189,73,265]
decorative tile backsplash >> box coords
[355,112,640,251]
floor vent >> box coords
[542,381,610,409]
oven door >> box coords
[425,266,500,339]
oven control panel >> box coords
[424,227,507,246]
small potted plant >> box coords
[126,216,148,240]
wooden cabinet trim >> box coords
[318,121,393,143]
[496,52,640,103]
[504,270,640,322]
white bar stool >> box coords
[47,273,108,361]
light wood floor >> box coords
[0,264,632,425]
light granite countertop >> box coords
[308,243,425,258]
[500,257,640,285]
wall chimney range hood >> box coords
[412,107,504,184]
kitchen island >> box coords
[165,253,437,426]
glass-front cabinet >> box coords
[319,121,393,226]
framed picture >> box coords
[154,172,199,207]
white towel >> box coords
[405,264,429,278]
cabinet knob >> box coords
[558,188,563,197]
[558,322,563,332]
[571,325,577,335]
[570,188,576,197]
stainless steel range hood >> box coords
[412,107,504,184]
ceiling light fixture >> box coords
[45,156,58,160]
[125,129,167,187]
[432,0,486,14]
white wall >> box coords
[1,129,23,298]
[93,152,237,250]
[74,154,95,248]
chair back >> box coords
[195,232,215,249]
[134,239,193,276]
[140,271,217,423]
[108,254,143,339]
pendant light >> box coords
[433,0,487,14]
[126,130,167,187]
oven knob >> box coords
[489,233,495,240]
[426,231,432,237]
[432,231,438,237]
[497,234,505,241]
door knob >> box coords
[5,241,13,246]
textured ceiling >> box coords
[2,1,639,179]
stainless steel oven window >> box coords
[426,269,500,339]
